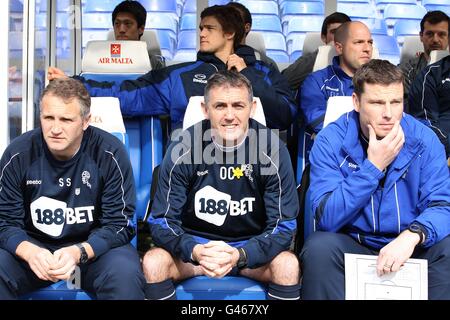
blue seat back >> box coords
[176,276,267,300]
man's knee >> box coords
[269,251,300,284]
[300,231,343,264]
[142,247,176,281]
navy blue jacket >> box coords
[76,45,297,131]
[408,55,450,156]
[0,126,136,257]
[148,119,298,268]
[310,111,450,250]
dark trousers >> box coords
[300,232,450,300]
[0,244,145,300]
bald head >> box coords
[334,21,370,44]
[334,21,373,77]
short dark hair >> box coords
[321,12,351,37]
[112,0,147,29]
[204,70,253,106]
[41,78,91,118]
[200,5,245,49]
[420,10,450,34]
[353,59,404,97]
[227,2,252,26]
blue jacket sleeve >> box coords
[74,68,171,117]
[241,64,297,130]
[411,131,450,248]
[310,133,384,232]
[86,142,136,257]
[147,144,199,263]
[408,64,450,156]
[299,73,328,133]
[0,150,31,255]
[241,144,298,268]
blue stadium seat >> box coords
[20,280,95,300]
[11,0,23,12]
[372,34,401,65]
[146,13,178,59]
[177,30,196,50]
[251,14,282,33]
[375,0,417,13]
[82,12,111,29]
[176,276,267,300]
[383,4,427,28]
[280,1,324,32]
[172,49,197,62]
[359,18,388,35]
[180,13,197,31]
[140,0,178,14]
[393,19,421,45]
[337,2,377,19]
[287,35,307,61]
[183,0,196,14]
[237,0,279,16]
[285,16,323,54]
[83,0,122,13]
[259,32,289,62]
[155,29,177,60]
[422,3,450,15]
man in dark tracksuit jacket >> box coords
[0,79,145,300]
[409,54,450,159]
[48,5,297,132]
[142,71,300,300]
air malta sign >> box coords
[97,44,134,65]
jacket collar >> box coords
[332,56,353,80]
[196,45,257,67]
[342,111,423,171]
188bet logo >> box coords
[30,196,94,237]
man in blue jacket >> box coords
[299,21,373,134]
[142,71,300,300]
[300,60,450,299]
[48,5,296,132]
[0,78,145,299]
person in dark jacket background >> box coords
[409,54,450,160]
[48,5,297,132]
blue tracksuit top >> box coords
[0,126,136,257]
[148,119,298,268]
[75,45,297,131]
[299,56,354,133]
[310,111,450,250]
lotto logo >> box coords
[30,196,94,237]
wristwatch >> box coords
[408,223,426,245]
[237,247,248,270]
[76,243,89,264]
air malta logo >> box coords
[97,44,133,64]
[111,43,121,57]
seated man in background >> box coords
[299,21,373,135]
[301,60,450,300]
[112,0,165,70]
[142,71,300,300]
[408,42,450,163]
[282,12,351,91]
[48,5,296,132]
[399,10,449,112]
[0,78,145,299]
[226,1,280,72]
